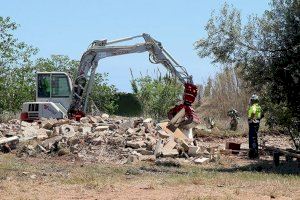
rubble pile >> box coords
[0,115,219,165]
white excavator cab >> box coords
[20,72,73,121]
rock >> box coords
[70,144,79,153]
[92,136,104,145]
[21,121,31,127]
[133,118,143,128]
[53,127,60,135]
[36,129,48,140]
[193,157,209,164]
[30,174,37,179]
[25,145,37,157]
[188,146,200,156]
[46,130,53,137]
[154,138,164,157]
[101,113,109,119]
[88,116,98,123]
[94,116,104,123]
[78,126,92,135]
[162,148,179,157]
[68,138,80,146]
[60,125,76,138]
[126,128,135,135]
[94,126,109,132]
[41,136,63,150]
[53,119,70,127]
[0,136,19,145]
[179,140,189,151]
[163,138,177,151]
[157,130,170,139]
[35,144,48,153]
[57,148,69,156]
[143,118,153,123]
[136,148,153,155]
[126,141,146,149]
[108,124,118,130]
[43,122,53,130]
[80,117,90,124]
[22,126,39,138]
[126,155,139,164]
[139,155,156,162]
[155,158,181,167]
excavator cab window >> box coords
[37,74,51,98]
[51,74,71,98]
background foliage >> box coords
[131,72,183,119]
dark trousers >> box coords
[248,122,260,158]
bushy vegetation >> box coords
[195,0,300,148]
[200,67,250,118]
[131,72,183,119]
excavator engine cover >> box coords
[183,83,198,104]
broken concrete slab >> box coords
[88,116,98,124]
[179,140,190,151]
[157,122,188,141]
[157,130,170,138]
[193,157,209,164]
[94,126,109,132]
[126,141,146,149]
[154,138,164,157]
[80,117,90,124]
[43,120,57,129]
[0,136,19,145]
[163,138,177,151]
[92,136,104,146]
[41,136,63,150]
[188,146,200,156]
[126,128,135,135]
[143,118,153,123]
[60,125,76,138]
[78,126,92,135]
[136,148,153,155]
[101,113,109,119]
[161,148,179,157]
[53,119,70,127]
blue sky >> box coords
[1,0,270,92]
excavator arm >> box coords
[68,33,199,128]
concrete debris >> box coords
[188,146,200,156]
[0,115,221,165]
[60,125,76,138]
[101,113,109,119]
[94,126,109,132]
[0,136,19,145]
[193,157,209,164]
[126,141,146,149]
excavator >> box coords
[20,33,199,132]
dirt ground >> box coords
[0,135,299,200]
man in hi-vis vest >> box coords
[248,94,262,159]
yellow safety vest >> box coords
[248,103,262,120]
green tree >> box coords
[195,0,300,148]
[131,73,183,119]
[90,73,119,114]
[0,17,38,113]
[35,55,78,79]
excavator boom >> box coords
[66,33,199,127]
